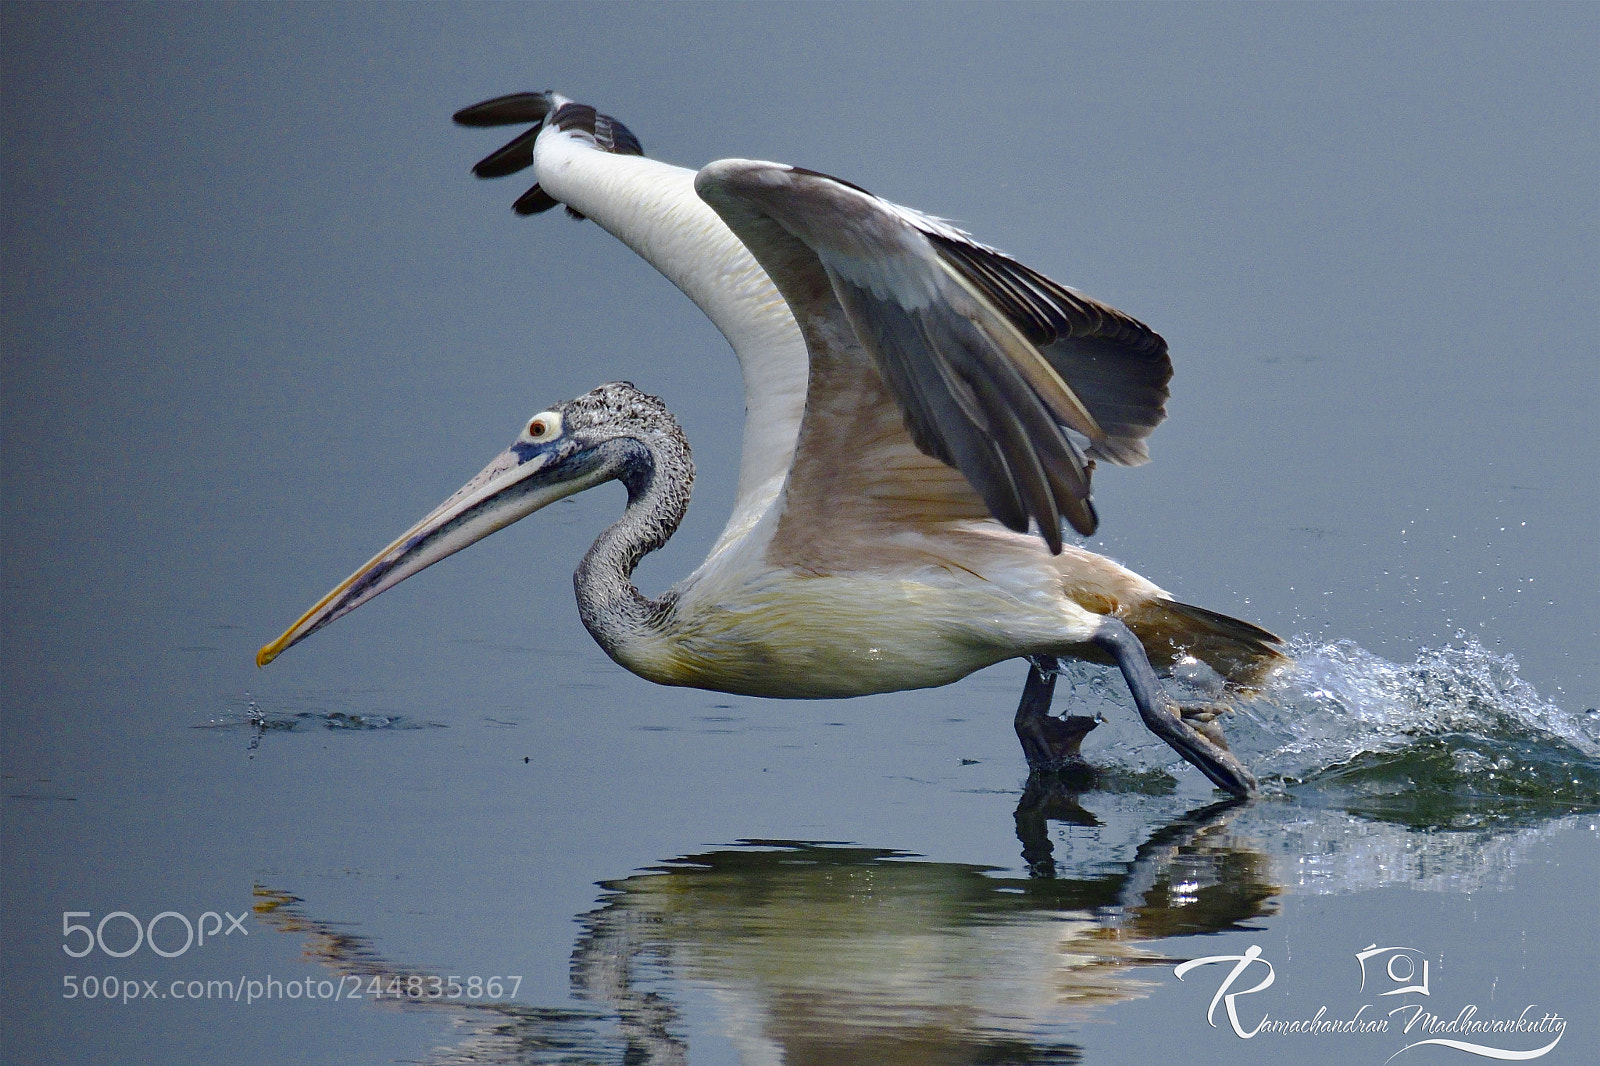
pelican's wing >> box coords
[454,93,809,555]
[694,160,1171,552]
[455,92,643,216]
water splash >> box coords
[1078,636,1600,808]
[1243,637,1599,803]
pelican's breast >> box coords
[616,554,1105,699]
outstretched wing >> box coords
[453,94,810,556]
[694,160,1171,552]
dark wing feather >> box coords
[513,185,561,216]
[470,125,540,179]
[454,92,644,216]
[927,234,1171,466]
[829,274,1094,546]
[838,283,1034,534]
[696,160,1131,545]
[451,92,553,128]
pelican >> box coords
[259,91,1284,795]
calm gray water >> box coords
[4,5,1597,1064]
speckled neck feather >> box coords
[564,384,694,659]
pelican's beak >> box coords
[257,438,607,666]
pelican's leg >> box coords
[1014,655,1099,772]
[1091,617,1258,797]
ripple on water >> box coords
[196,706,446,733]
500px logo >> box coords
[62,910,250,959]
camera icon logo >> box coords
[1355,944,1431,997]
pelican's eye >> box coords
[525,411,562,442]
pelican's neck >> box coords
[573,435,694,666]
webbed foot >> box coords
[1179,702,1234,752]
[1013,656,1099,771]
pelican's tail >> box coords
[1123,598,1288,690]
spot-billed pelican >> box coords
[258,92,1284,795]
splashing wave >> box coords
[1238,636,1599,775]
[1078,636,1600,805]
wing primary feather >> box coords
[471,126,540,178]
[936,239,1058,343]
[458,91,644,219]
[928,254,1104,443]
[848,272,1060,535]
[549,102,645,157]
[452,92,554,128]
[931,233,1163,353]
[982,365,1097,541]
[930,300,1093,543]
[595,113,644,157]
[975,388,1065,552]
[512,184,560,215]
[834,274,1031,531]
[906,285,1097,542]
[1036,428,1098,538]
[929,234,1172,467]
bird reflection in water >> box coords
[254,792,1276,1065]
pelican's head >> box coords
[257,381,687,666]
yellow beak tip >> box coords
[255,646,279,668]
